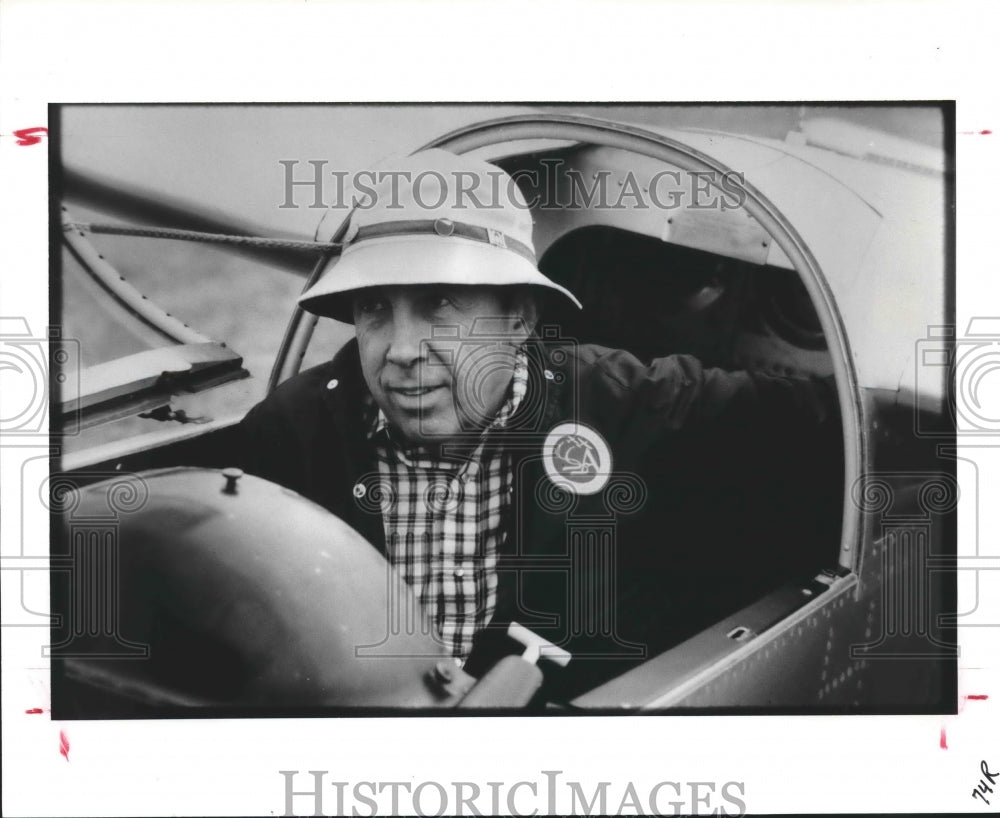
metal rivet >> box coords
[434,218,455,236]
[222,467,244,495]
[543,369,555,381]
[326,379,339,390]
[353,483,366,498]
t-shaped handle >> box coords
[507,622,572,667]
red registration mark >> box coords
[13,127,48,146]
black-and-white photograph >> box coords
[6,1,1000,814]
[48,103,956,716]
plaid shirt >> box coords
[367,349,527,661]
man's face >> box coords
[352,285,530,446]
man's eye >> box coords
[426,292,455,310]
[355,297,387,315]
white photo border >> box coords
[1,1,998,816]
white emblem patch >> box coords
[542,422,612,495]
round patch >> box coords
[542,422,612,495]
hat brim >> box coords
[298,235,582,323]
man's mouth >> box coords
[388,385,444,398]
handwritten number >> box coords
[970,762,998,806]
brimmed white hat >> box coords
[298,149,582,322]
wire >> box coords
[62,221,343,253]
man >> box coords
[237,149,838,697]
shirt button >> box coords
[543,369,555,381]
[326,379,339,390]
[353,483,366,498]
[453,568,465,578]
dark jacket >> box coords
[235,337,839,698]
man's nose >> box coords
[384,312,428,368]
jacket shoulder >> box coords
[240,361,335,426]
[242,341,361,423]
[266,359,339,404]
